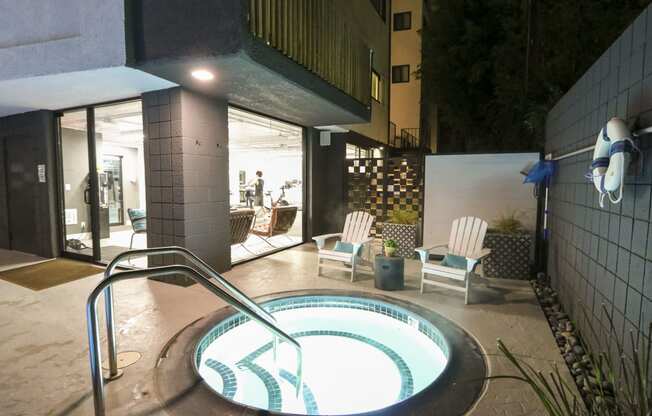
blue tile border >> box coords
[236,360,283,412]
[196,295,451,371]
[232,328,414,413]
[204,359,237,399]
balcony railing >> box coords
[389,125,421,150]
[248,0,371,106]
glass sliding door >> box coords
[58,99,147,266]
[228,107,304,263]
[94,101,147,266]
[59,110,96,259]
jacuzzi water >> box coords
[195,295,450,415]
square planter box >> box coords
[380,222,418,258]
[483,232,532,279]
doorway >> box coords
[228,107,304,263]
[58,100,147,266]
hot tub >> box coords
[155,290,486,416]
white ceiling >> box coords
[61,100,144,148]
[0,66,175,117]
[228,107,302,153]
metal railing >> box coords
[88,248,303,416]
[102,247,280,378]
[400,128,420,149]
[389,126,421,150]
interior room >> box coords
[59,101,147,266]
[228,107,304,263]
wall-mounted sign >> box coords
[37,164,46,183]
[65,209,78,225]
[319,131,331,146]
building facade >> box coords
[389,0,437,152]
[0,0,391,270]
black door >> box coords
[4,135,39,254]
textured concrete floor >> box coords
[0,245,574,416]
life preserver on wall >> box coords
[588,117,637,208]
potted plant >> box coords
[381,209,419,258]
[383,239,398,257]
[483,211,532,279]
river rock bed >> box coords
[531,273,616,412]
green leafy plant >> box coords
[490,338,588,415]
[491,305,652,416]
[387,209,419,225]
[383,239,398,248]
[490,211,526,234]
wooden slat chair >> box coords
[313,211,375,282]
[229,208,255,252]
[250,205,298,247]
[415,216,491,304]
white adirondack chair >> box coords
[415,216,491,304]
[313,211,375,282]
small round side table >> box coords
[374,255,405,291]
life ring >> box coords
[589,125,610,206]
[588,117,637,207]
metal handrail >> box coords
[88,265,303,416]
[102,246,279,379]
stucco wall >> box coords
[545,5,652,356]
[0,0,126,81]
[423,153,539,247]
[390,0,422,135]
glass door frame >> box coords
[55,97,140,263]
[55,107,100,261]
[227,104,308,265]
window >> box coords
[371,70,382,102]
[392,65,410,83]
[393,12,411,31]
[346,144,380,159]
[369,0,387,21]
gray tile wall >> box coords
[545,6,652,357]
[142,87,230,272]
[0,111,59,258]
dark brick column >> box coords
[142,87,230,274]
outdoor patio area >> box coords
[0,245,567,416]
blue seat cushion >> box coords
[127,208,147,233]
[441,254,467,270]
[334,241,354,254]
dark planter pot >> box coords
[380,222,418,258]
[483,232,532,279]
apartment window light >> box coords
[392,65,410,83]
[371,70,382,102]
[393,12,412,31]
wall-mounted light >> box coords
[191,69,214,81]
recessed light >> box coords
[191,69,214,81]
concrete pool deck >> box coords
[0,245,573,415]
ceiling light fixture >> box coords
[191,69,214,81]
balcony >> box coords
[248,0,371,107]
[126,0,374,126]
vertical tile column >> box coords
[143,87,230,275]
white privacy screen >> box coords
[423,153,540,248]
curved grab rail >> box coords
[102,246,278,378]
[88,265,303,416]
